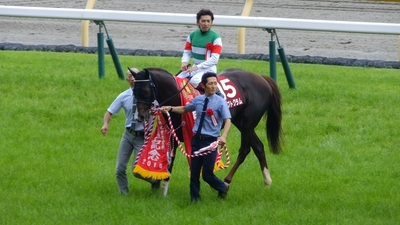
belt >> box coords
[127,128,144,137]
[195,134,217,141]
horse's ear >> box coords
[127,67,137,76]
[144,69,150,78]
[144,69,155,88]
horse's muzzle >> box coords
[136,110,151,122]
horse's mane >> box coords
[145,68,175,78]
[145,67,177,87]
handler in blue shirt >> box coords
[101,68,158,195]
[162,72,232,202]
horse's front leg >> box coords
[161,180,170,197]
[161,147,177,196]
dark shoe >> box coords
[217,182,230,199]
[120,190,129,196]
[191,198,201,203]
[151,180,161,190]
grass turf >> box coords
[0,51,399,224]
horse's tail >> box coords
[263,76,282,154]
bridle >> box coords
[129,68,157,107]
[130,68,194,108]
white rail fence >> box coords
[0,6,399,35]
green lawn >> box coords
[0,51,399,224]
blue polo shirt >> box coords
[107,88,144,131]
[185,94,231,137]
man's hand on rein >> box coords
[161,106,173,114]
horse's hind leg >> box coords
[224,133,251,184]
[224,130,272,186]
[249,131,272,186]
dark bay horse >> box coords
[131,68,282,194]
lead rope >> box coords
[133,113,156,166]
[135,107,230,169]
[162,109,231,169]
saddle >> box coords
[175,77,201,100]
[175,75,244,108]
[177,76,225,98]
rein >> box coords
[157,74,194,107]
[134,68,194,107]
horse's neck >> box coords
[152,71,181,105]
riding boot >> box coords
[216,88,224,99]
[195,85,205,94]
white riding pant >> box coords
[177,66,217,88]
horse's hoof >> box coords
[263,168,272,186]
[223,178,232,184]
[264,177,272,186]
[151,180,161,190]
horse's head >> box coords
[129,68,156,122]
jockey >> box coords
[176,9,223,97]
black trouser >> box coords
[189,134,225,201]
